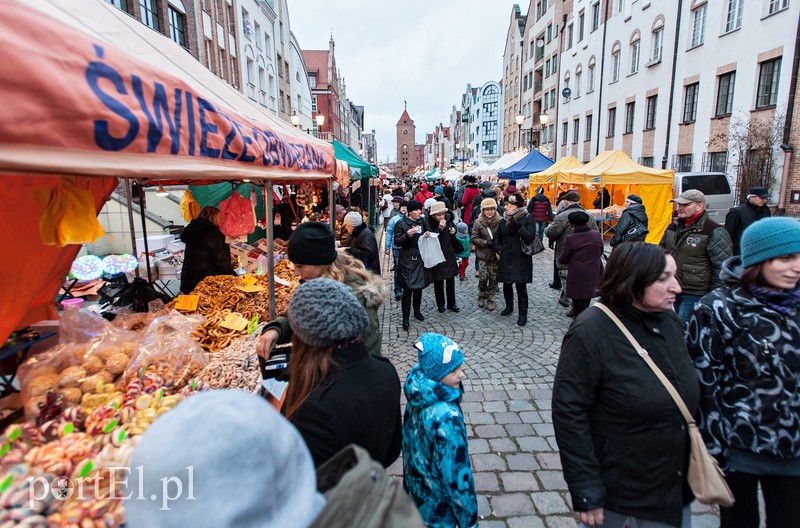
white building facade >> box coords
[555,0,798,199]
[470,81,504,165]
[237,0,278,114]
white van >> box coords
[674,172,736,223]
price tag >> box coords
[236,285,266,293]
[274,276,292,287]
[241,275,258,286]
[247,315,260,335]
[219,313,249,332]
[174,294,199,311]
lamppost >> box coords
[515,114,524,150]
[291,112,300,127]
[533,113,550,149]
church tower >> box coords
[396,104,415,177]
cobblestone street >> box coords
[379,246,720,528]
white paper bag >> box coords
[418,233,445,268]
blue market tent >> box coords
[498,150,555,180]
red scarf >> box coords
[683,210,704,228]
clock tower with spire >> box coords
[396,103,415,177]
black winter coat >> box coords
[492,209,536,284]
[290,340,402,469]
[469,190,498,227]
[179,217,235,294]
[394,215,429,290]
[724,200,772,255]
[423,212,458,281]
[553,304,700,527]
[342,224,381,274]
[609,204,649,247]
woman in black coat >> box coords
[424,201,459,313]
[284,279,402,469]
[341,211,381,275]
[179,206,235,294]
[491,193,537,326]
[558,211,604,318]
[553,243,699,528]
[393,200,430,330]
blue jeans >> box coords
[392,248,401,296]
[533,220,547,239]
[580,505,691,528]
[675,293,703,327]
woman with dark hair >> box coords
[558,211,604,318]
[491,193,537,326]
[553,242,699,528]
[687,217,800,528]
[179,206,235,294]
[283,278,402,468]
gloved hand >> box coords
[548,239,555,250]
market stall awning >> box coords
[333,140,377,180]
[487,150,528,175]
[529,155,583,184]
[561,150,674,184]
[498,150,554,180]
[464,162,491,176]
[0,0,343,185]
[442,168,464,182]
[0,0,345,343]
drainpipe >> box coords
[595,0,610,156]
[777,9,800,214]
[662,0,684,169]
[553,13,567,152]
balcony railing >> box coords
[534,78,543,94]
[308,130,334,142]
[535,47,544,62]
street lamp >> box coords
[291,112,300,127]
[515,114,524,150]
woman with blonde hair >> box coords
[179,205,235,294]
[256,222,386,358]
[282,278,401,468]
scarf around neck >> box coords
[746,284,800,316]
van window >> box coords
[681,174,731,195]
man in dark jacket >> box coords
[527,186,554,238]
[432,185,453,211]
[179,206,235,294]
[724,186,771,255]
[341,212,381,274]
[609,194,649,248]
[442,181,455,205]
[545,192,599,309]
[659,190,732,326]
[469,181,497,228]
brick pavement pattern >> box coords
[379,246,720,527]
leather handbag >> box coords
[593,303,735,507]
[520,233,545,256]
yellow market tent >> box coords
[529,156,583,187]
[559,151,674,243]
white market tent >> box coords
[464,162,491,176]
[487,150,529,175]
[441,168,464,182]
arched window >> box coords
[629,31,641,74]
[650,16,665,62]
[588,56,596,93]
[610,41,621,82]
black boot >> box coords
[500,306,513,316]
[402,317,410,330]
[414,311,425,321]
[517,315,527,326]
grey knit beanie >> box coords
[288,278,369,347]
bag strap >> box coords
[593,303,696,426]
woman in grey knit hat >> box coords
[284,279,402,470]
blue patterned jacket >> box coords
[402,365,477,528]
[687,256,800,469]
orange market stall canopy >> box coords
[557,151,675,243]
[528,156,584,197]
[0,0,345,343]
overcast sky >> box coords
[290,0,513,164]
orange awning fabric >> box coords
[0,0,347,343]
[0,0,340,184]
[0,177,117,343]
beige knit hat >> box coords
[481,198,497,210]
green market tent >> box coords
[333,140,377,180]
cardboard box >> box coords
[135,234,175,252]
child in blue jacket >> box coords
[402,333,477,528]
[455,222,472,281]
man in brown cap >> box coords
[660,189,732,325]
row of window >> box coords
[558,57,781,148]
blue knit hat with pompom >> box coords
[415,333,464,382]
[741,217,800,268]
